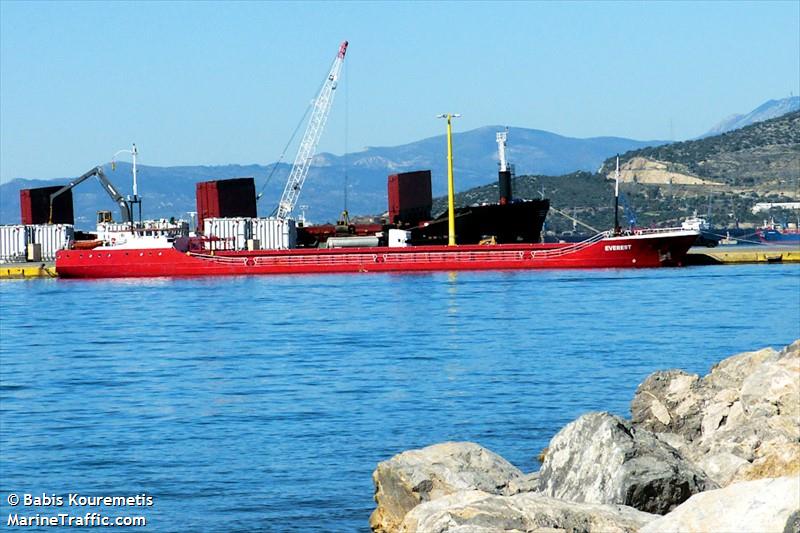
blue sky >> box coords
[1,0,798,182]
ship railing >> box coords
[253,253,369,266]
[380,249,528,264]
[629,226,689,236]
[531,232,609,259]
[187,252,249,265]
[249,249,536,267]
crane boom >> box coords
[49,166,132,224]
[276,40,348,220]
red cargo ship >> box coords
[49,43,700,279]
[55,228,699,278]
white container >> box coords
[0,225,30,263]
[29,224,75,261]
[203,217,252,251]
[388,229,411,247]
[250,217,297,250]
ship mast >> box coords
[437,113,461,246]
[112,143,141,223]
[496,131,508,172]
[614,154,621,235]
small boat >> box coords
[71,239,103,250]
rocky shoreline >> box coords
[369,341,800,533]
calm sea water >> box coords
[1,265,799,531]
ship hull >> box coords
[757,229,800,243]
[55,230,699,279]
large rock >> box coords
[399,490,656,533]
[639,476,800,533]
[630,345,785,442]
[740,352,800,419]
[370,442,523,533]
[537,412,716,514]
[631,341,800,486]
[630,370,707,440]
[703,346,779,391]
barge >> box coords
[54,228,699,278]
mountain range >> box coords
[701,96,799,137]
[1,97,795,227]
[0,128,664,226]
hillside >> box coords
[436,112,800,232]
[0,127,663,227]
[599,110,799,190]
[434,171,790,234]
[432,172,683,233]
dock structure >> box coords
[0,262,57,279]
[687,245,800,265]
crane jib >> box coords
[276,40,348,220]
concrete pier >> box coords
[687,245,800,265]
[0,262,57,279]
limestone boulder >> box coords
[693,416,791,462]
[682,407,798,485]
[702,346,779,391]
[632,341,800,487]
[399,490,656,533]
[631,344,791,444]
[370,442,523,533]
[639,476,800,533]
[537,412,716,515]
[740,355,800,419]
[630,370,707,440]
